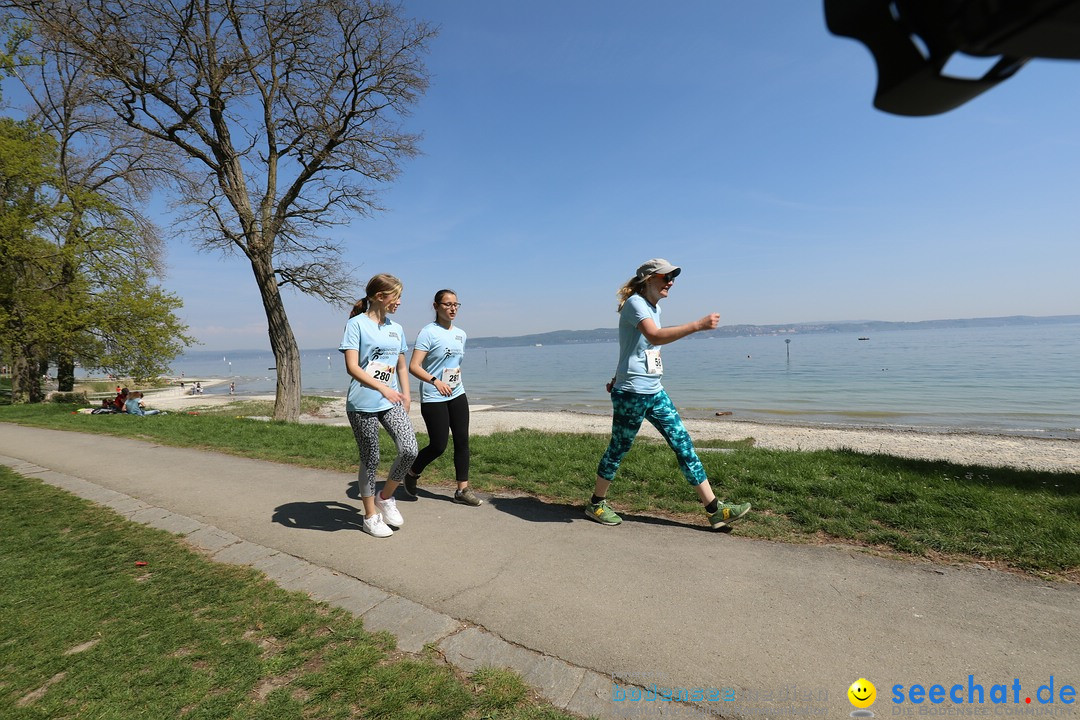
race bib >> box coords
[441,367,462,388]
[644,348,663,375]
[366,360,394,384]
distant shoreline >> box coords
[467,313,1080,349]
[167,314,1080,353]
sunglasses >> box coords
[656,272,676,283]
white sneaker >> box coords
[374,494,404,527]
[363,513,393,538]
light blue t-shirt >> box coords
[414,322,467,403]
[613,294,663,394]
[339,314,409,413]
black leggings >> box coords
[412,393,470,482]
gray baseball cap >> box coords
[636,258,682,280]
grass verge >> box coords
[0,402,1077,579]
[0,466,573,720]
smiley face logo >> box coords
[848,678,877,709]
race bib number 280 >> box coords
[366,361,394,384]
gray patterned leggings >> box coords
[347,405,418,498]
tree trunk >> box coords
[56,253,78,392]
[57,353,75,392]
[10,343,44,404]
[9,352,31,404]
[250,252,302,421]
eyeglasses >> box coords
[655,272,676,283]
[439,302,462,309]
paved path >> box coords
[1,425,1077,719]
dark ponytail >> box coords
[433,288,456,321]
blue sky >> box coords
[25,2,1080,350]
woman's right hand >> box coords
[381,386,407,405]
[698,313,721,331]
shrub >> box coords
[49,391,89,404]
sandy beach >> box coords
[138,379,1080,474]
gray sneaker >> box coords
[403,471,419,498]
[453,487,483,506]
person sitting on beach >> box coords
[124,391,164,416]
[588,258,751,531]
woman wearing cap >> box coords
[404,289,481,506]
[587,258,752,530]
[340,273,418,538]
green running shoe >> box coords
[709,502,751,530]
[584,499,622,525]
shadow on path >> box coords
[272,501,365,532]
[345,480,458,504]
[488,495,706,531]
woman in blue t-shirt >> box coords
[339,273,418,538]
[587,258,752,531]
[404,289,481,506]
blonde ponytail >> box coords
[616,276,647,311]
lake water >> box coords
[169,322,1080,439]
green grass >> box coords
[0,467,575,720]
[1,402,1077,578]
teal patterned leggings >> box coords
[597,389,706,486]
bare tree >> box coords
[10,0,434,419]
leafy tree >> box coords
[0,114,195,397]
[9,0,435,420]
[0,117,58,402]
[8,26,184,390]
